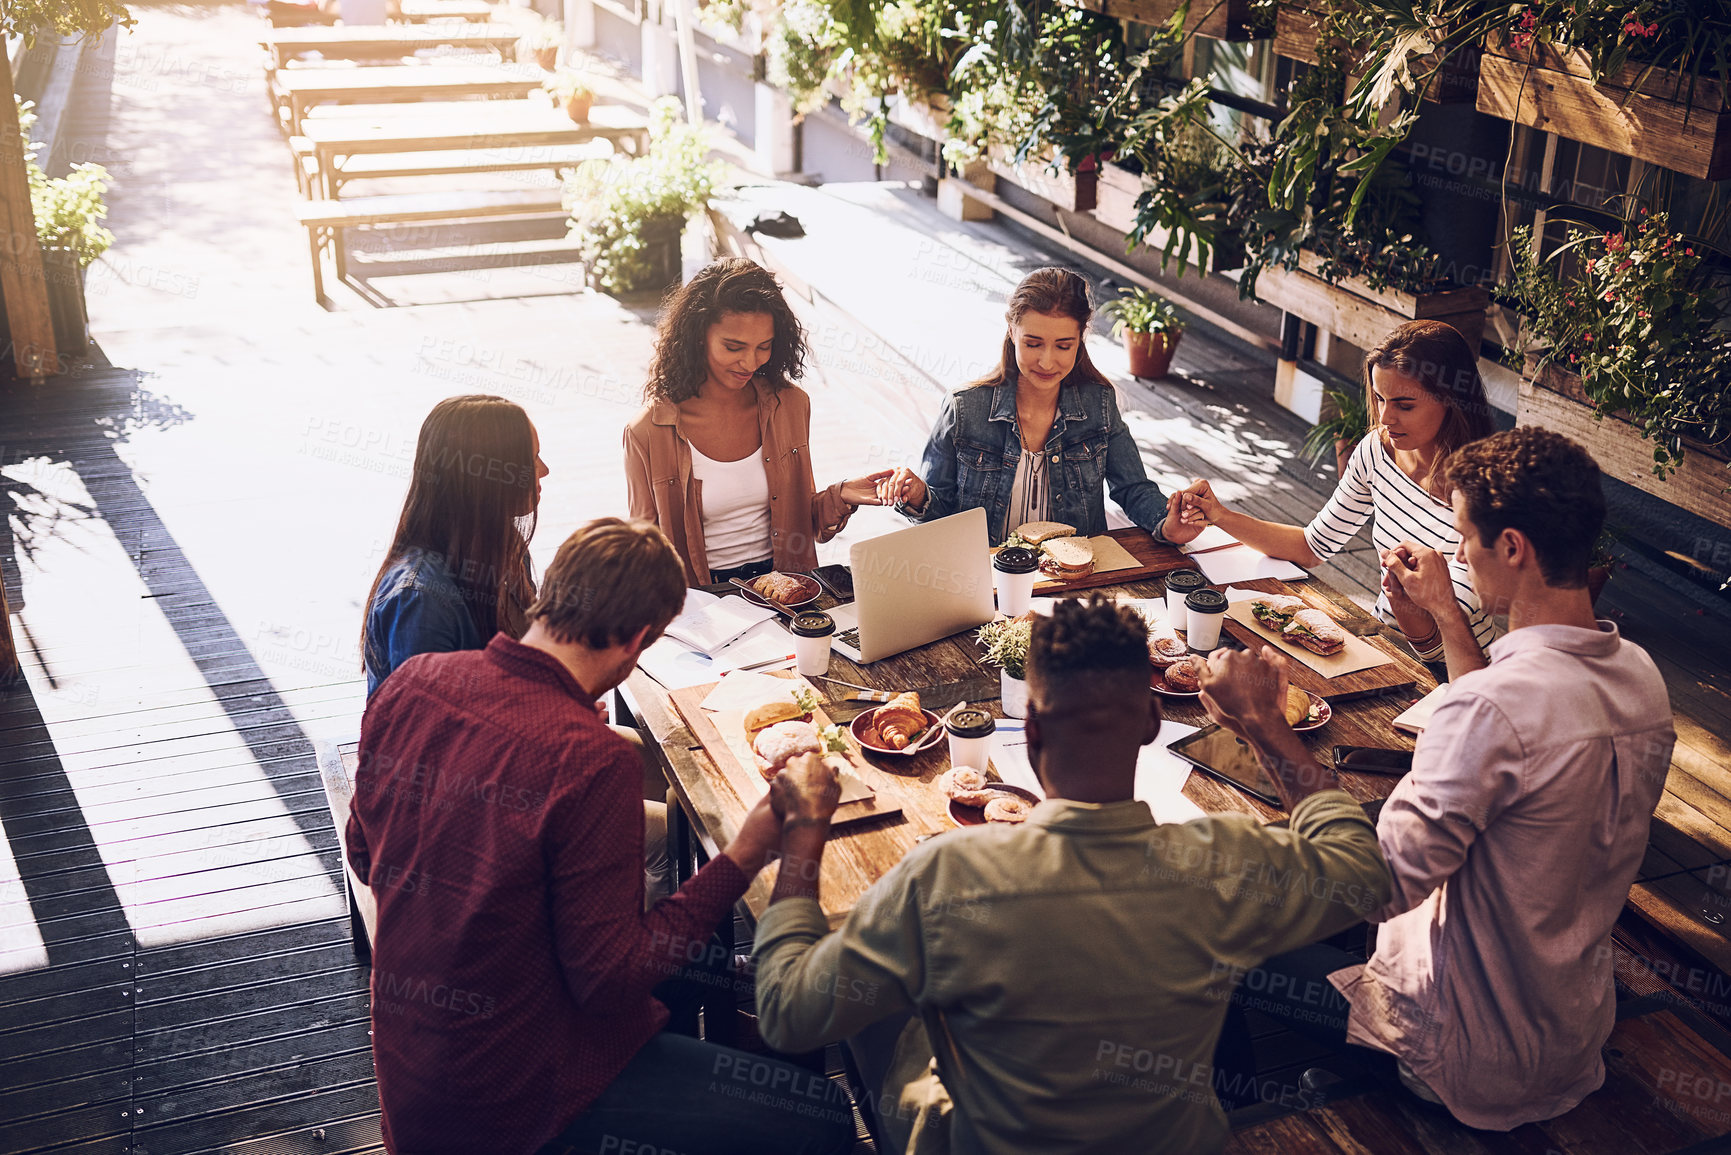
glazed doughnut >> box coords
[939,767,997,807]
[983,794,1033,823]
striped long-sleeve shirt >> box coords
[1302,433,1501,655]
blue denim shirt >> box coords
[899,379,1171,545]
[364,547,484,699]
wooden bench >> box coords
[295,188,567,301]
[291,139,601,196]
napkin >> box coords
[700,670,804,713]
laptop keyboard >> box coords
[836,627,862,651]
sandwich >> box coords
[1014,521,1076,546]
[1282,609,1348,657]
[1039,535,1096,581]
[752,720,822,780]
[1162,655,1204,692]
[1250,595,1307,632]
[743,696,811,740]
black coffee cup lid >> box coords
[945,708,996,738]
[1166,569,1206,589]
[790,611,835,637]
[994,546,1040,574]
[1185,588,1228,611]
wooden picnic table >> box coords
[297,99,650,198]
[272,64,542,135]
[624,556,1435,931]
[397,0,494,21]
[263,23,522,67]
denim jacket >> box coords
[899,379,1171,545]
[364,548,484,699]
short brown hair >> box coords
[1028,595,1153,707]
[528,518,686,647]
[1445,428,1605,588]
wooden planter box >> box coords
[1518,360,1731,524]
[1093,161,1143,233]
[1477,34,1731,180]
[1076,0,1255,42]
[988,145,1097,213]
[1254,250,1490,352]
[888,93,951,144]
[1273,3,1477,104]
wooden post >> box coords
[0,38,58,380]
[0,560,17,685]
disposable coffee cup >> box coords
[789,611,835,676]
[944,707,997,772]
[1165,569,1206,621]
[1185,588,1229,652]
[993,546,1041,618]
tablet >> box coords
[1167,725,1285,807]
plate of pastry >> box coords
[739,571,822,609]
[1150,653,1205,697]
[1286,686,1332,732]
[939,768,1040,827]
[850,691,945,756]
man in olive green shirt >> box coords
[754,597,1393,1154]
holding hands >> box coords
[770,754,843,826]
[837,470,896,507]
[874,466,927,511]
[1379,543,1456,618]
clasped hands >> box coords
[727,754,843,875]
[1378,542,1457,619]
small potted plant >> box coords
[1587,527,1619,606]
[975,617,1034,719]
[517,18,563,71]
[17,99,112,357]
[1301,384,1371,478]
[1101,287,1187,379]
[545,69,595,125]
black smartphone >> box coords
[1332,746,1416,776]
[810,564,854,600]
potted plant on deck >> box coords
[16,99,112,358]
[1301,383,1371,479]
[544,69,594,124]
[516,17,563,71]
[975,617,1034,719]
[1102,287,1187,379]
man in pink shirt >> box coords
[1210,427,1674,1129]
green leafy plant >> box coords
[2,0,134,44]
[1507,212,1731,477]
[1300,385,1371,468]
[564,98,724,295]
[16,98,112,269]
[516,15,562,53]
[543,68,593,102]
[1101,287,1186,338]
[975,617,1034,680]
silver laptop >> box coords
[830,508,996,664]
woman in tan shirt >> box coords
[624,259,888,587]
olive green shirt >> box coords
[754,790,1391,1155]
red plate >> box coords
[1291,690,1332,732]
[737,573,822,609]
[850,708,945,756]
[1150,664,1202,697]
[948,784,1041,827]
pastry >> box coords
[939,767,998,807]
[744,698,809,740]
[871,692,926,749]
[752,720,822,780]
[1283,686,1318,727]
[1039,536,1096,581]
[1014,521,1076,545]
[751,572,808,604]
[1149,628,1188,666]
[983,794,1032,823]
[1250,595,1307,631]
[1162,655,1204,692]
[1283,609,1348,656]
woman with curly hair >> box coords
[624,258,889,586]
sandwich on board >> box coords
[1013,521,1096,581]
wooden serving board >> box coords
[668,678,907,829]
[1220,581,1424,701]
[1032,527,1192,594]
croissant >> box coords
[873,692,926,749]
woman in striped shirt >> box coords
[1179,321,1501,661]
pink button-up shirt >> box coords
[1331,621,1674,1130]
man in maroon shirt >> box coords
[349,518,855,1155]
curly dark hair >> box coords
[1028,594,1152,697]
[643,258,810,404]
[1445,427,1604,588]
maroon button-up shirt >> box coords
[349,634,748,1154]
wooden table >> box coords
[397,0,494,21]
[263,23,523,67]
[272,64,542,134]
[298,100,650,198]
[625,563,1435,930]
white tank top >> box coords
[690,442,773,570]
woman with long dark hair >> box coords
[1179,320,1502,660]
[624,258,889,587]
[877,266,1199,546]
[362,394,546,698]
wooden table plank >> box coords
[263,23,523,67]
[272,64,541,134]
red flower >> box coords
[1603,289,1617,300]
[1586,258,1597,272]
[1618,259,1633,273]
[1686,247,1695,256]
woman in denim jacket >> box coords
[880,267,1200,547]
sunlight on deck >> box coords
[0,829,49,977]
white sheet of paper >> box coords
[710,619,798,673]
[700,670,801,713]
[987,720,1041,797]
[1192,544,1308,585]
[986,719,1205,825]
[1179,525,1239,554]
[663,591,777,655]
[1221,586,1269,604]
[637,636,725,691]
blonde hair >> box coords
[529,518,686,648]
